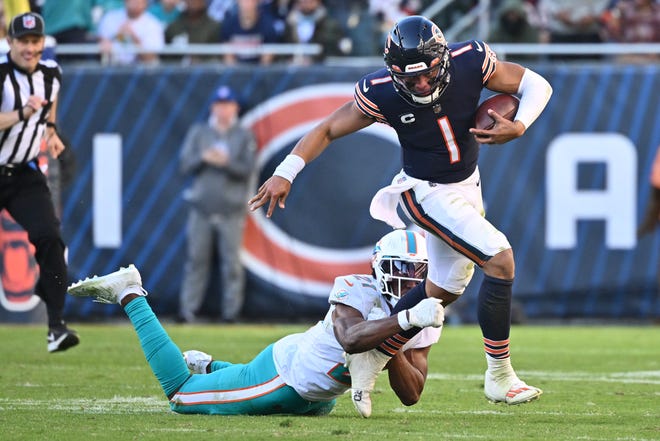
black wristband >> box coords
[46,122,57,130]
[17,106,25,121]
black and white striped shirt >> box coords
[0,55,61,166]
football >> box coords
[474,94,520,130]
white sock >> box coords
[486,356,515,378]
[118,284,146,304]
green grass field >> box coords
[0,323,658,441]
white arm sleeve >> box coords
[514,68,553,130]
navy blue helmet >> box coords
[384,16,451,107]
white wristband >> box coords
[514,68,553,130]
[273,154,305,183]
[397,310,413,331]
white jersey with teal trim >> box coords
[272,274,441,402]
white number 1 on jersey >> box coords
[437,116,460,164]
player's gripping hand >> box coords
[248,175,291,218]
[406,298,445,328]
[469,110,526,145]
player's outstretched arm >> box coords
[248,102,373,217]
[332,299,444,354]
[387,347,431,406]
[332,303,403,354]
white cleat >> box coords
[484,370,543,405]
[345,349,391,418]
[183,350,212,374]
[68,264,145,304]
[351,388,372,418]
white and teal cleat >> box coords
[68,264,145,304]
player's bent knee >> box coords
[427,259,475,301]
[482,249,515,279]
[400,395,420,406]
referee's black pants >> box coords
[0,161,68,328]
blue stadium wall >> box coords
[2,62,659,322]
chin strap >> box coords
[411,89,438,105]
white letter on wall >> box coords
[93,134,122,248]
[546,133,636,249]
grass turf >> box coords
[0,323,658,441]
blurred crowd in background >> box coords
[0,0,657,66]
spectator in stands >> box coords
[97,0,165,65]
[165,0,221,63]
[166,0,220,44]
[415,0,476,36]
[207,0,289,25]
[601,0,660,62]
[3,0,31,19]
[324,0,378,55]
[95,0,125,11]
[370,0,416,48]
[41,0,96,44]
[282,0,349,64]
[521,0,547,32]
[538,0,610,59]
[490,0,541,43]
[0,3,7,53]
[91,0,126,18]
[263,0,293,22]
[177,86,257,323]
[206,0,235,22]
[220,0,283,65]
[148,0,183,27]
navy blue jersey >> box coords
[220,9,282,63]
[355,40,498,184]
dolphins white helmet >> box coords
[372,230,428,302]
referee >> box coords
[0,12,79,352]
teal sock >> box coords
[209,360,234,372]
[124,297,190,397]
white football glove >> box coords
[403,297,445,329]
